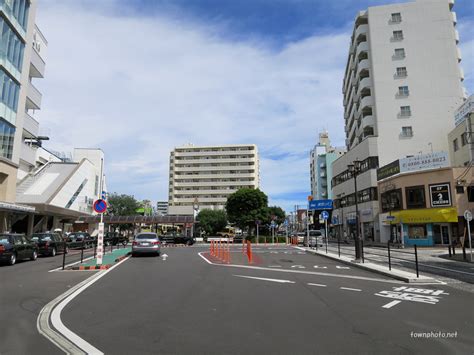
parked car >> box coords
[0,233,38,265]
[161,233,194,245]
[66,232,93,249]
[309,230,323,247]
[104,232,128,246]
[29,232,68,256]
[132,233,161,256]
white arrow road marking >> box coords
[382,300,402,309]
[308,283,327,287]
[161,253,168,261]
[233,275,295,284]
[336,266,350,269]
[291,265,306,269]
[340,287,362,292]
[314,265,327,269]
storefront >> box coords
[384,208,458,246]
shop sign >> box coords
[454,95,473,126]
[400,152,449,173]
[377,160,400,181]
[430,183,451,207]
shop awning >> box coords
[383,207,458,224]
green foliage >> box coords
[107,193,141,216]
[225,188,268,231]
[197,209,228,236]
[266,206,286,226]
[107,193,141,231]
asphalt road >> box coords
[58,245,474,355]
[0,247,100,355]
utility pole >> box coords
[348,160,362,260]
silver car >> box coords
[132,233,161,256]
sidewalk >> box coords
[296,246,436,284]
[69,247,131,270]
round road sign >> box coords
[93,199,107,214]
[464,210,472,222]
[321,211,329,220]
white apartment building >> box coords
[310,131,345,200]
[156,201,168,216]
[0,0,47,231]
[331,0,466,243]
[168,144,260,215]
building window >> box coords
[401,126,413,137]
[393,48,406,59]
[400,106,411,117]
[398,86,409,96]
[391,13,402,23]
[381,189,403,212]
[0,118,15,159]
[0,69,20,113]
[408,225,427,239]
[467,186,474,202]
[461,132,468,146]
[396,67,407,77]
[0,18,26,72]
[453,138,459,152]
[1,0,30,29]
[392,30,404,41]
[405,186,425,209]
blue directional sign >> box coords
[283,220,289,226]
[321,211,329,220]
[309,199,333,210]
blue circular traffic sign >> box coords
[321,211,329,220]
[93,199,107,214]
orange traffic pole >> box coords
[210,240,213,255]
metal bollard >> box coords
[448,245,452,257]
[338,238,341,258]
[462,243,467,261]
[361,240,364,263]
[94,243,97,259]
[452,244,455,255]
[414,244,419,278]
[387,241,391,271]
[81,239,85,263]
[62,241,67,270]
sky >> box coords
[35,0,474,212]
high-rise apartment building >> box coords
[1,0,47,230]
[156,201,168,216]
[168,144,260,215]
[310,131,345,200]
[331,0,466,242]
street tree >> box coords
[197,209,228,236]
[107,193,141,233]
[225,188,268,234]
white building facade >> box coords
[310,131,345,200]
[332,0,466,243]
[448,95,473,167]
[168,144,260,215]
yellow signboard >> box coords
[384,208,458,224]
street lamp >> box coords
[340,197,346,240]
[348,159,362,260]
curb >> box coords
[300,247,434,284]
[69,252,131,271]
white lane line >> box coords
[48,255,95,272]
[268,265,282,268]
[307,283,327,287]
[233,275,295,284]
[198,252,403,284]
[38,256,131,354]
[340,287,362,292]
[382,300,402,309]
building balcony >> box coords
[174,173,256,180]
[174,180,255,187]
[172,197,228,203]
[359,95,374,109]
[20,144,37,166]
[354,24,368,42]
[452,11,457,25]
[23,112,39,138]
[175,157,255,165]
[174,149,254,157]
[30,48,46,78]
[174,189,238,195]
[456,47,462,63]
[26,82,42,110]
[361,115,375,129]
[355,41,369,58]
[455,29,459,44]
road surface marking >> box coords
[375,286,449,305]
[38,256,131,354]
[234,275,295,284]
[161,253,168,261]
[291,265,306,269]
[336,266,350,270]
[268,265,282,268]
[382,300,402,309]
[308,283,327,287]
[314,265,327,269]
[198,252,403,284]
[340,287,362,292]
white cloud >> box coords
[30,2,369,211]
